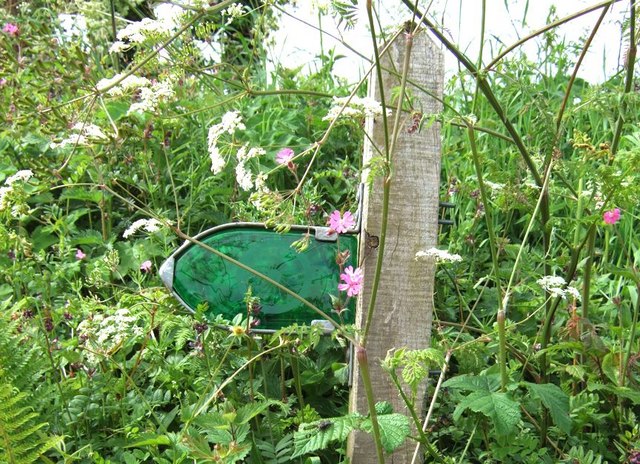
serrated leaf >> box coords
[443,373,501,393]
[453,391,520,436]
[374,401,393,415]
[60,188,104,203]
[361,413,410,453]
[565,365,586,380]
[70,230,105,246]
[292,415,359,458]
[524,382,571,434]
[402,358,427,391]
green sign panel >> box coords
[160,224,358,331]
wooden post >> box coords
[348,29,443,463]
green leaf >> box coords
[292,415,359,458]
[235,400,280,425]
[124,434,171,448]
[524,382,571,434]
[361,413,410,453]
[453,391,520,437]
[60,188,104,203]
[374,401,393,415]
[443,373,501,393]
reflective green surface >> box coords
[171,227,358,330]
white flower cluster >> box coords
[323,96,391,122]
[57,13,88,42]
[207,111,246,174]
[77,308,145,366]
[116,17,174,44]
[537,276,581,300]
[235,145,267,191]
[222,3,248,24]
[193,39,221,63]
[0,170,33,213]
[96,73,151,95]
[50,123,108,149]
[123,218,163,238]
[97,74,175,114]
[415,248,463,263]
[128,79,175,114]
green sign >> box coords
[160,223,358,331]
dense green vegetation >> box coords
[1,0,639,462]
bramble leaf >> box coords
[361,413,411,453]
[524,382,571,434]
[292,415,359,458]
[453,391,520,437]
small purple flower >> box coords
[328,210,355,234]
[276,148,295,165]
[0,78,7,87]
[140,260,152,272]
[75,248,86,260]
[3,23,19,36]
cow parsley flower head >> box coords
[5,170,33,186]
[222,3,247,24]
[235,162,254,191]
[208,111,246,174]
[323,96,391,122]
[415,248,463,263]
[96,73,152,96]
[537,275,581,301]
[51,124,108,149]
[128,79,175,114]
[123,218,163,238]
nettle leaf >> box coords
[292,415,359,458]
[361,413,411,453]
[443,373,501,393]
[524,382,571,434]
[453,391,520,437]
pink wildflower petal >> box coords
[276,148,294,165]
[338,265,364,297]
[75,249,86,260]
[140,260,153,272]
[603,208,621,225]
[3,23,19,36]
[328,210,355,234]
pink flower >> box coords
[329,210,355,234]
[3,23,19,36]
[140,260,152,272]
[276,148,295,165]
[75,249,86,260]
[0,78,6,87]
[338,266,364,297]
[603,208,621,225]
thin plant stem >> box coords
[356,347,385,464]
[467,125,507,389]
[411,350,452,464]
[611,0,636,155]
